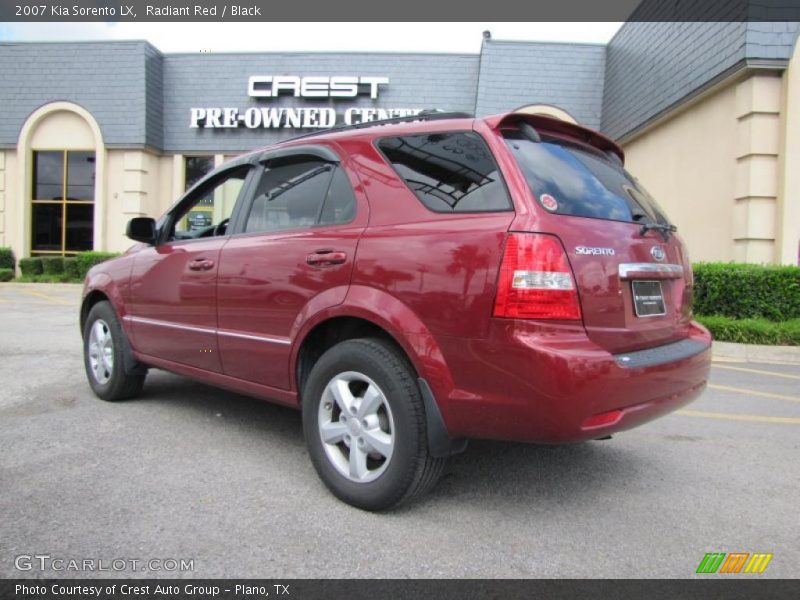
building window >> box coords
[183,156,216,231]
[31,150,95,256]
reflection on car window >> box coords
[319,168,357,226]
[172,166,249,239]
[505,131,670,225]
[377,132,512,213]
[245,161,356,234]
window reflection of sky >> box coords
[513,140,631,221]
[509,134,674,225]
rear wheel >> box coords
[83,301,146,401]
[302,338,446,510]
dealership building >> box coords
[0,21,799,266]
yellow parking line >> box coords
[16,289,72,305]
[712,364,800,381]
[707,383,800,404]
[676,410,800,425]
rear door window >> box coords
[504,130,670,225]
[377,132,512,213]
[243,159,356,234]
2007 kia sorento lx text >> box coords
[80,111,712,510]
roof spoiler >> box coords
[484,112,625,164]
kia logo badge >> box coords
[651,246,665,261]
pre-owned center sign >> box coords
[190,75,422,129]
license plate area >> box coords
[632,280,666,317]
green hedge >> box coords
[75,252,120,279]
[12,252,119,282]
[0,268,13,282]
[41,256,65,275]
[18,257,43,276]
[0,247,15,271]
[63,257,80,280]
[696,315,800,346]
[692,263,800,321]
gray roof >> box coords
[0,41,160,149]
[601,21,800,141]
[1,24,798,152]
[475,40,606,130]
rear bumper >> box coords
[434,320,711,443]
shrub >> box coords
[18,257,43,276]
[0,268,13,282]
[63,257,80,281]
[40,256,65,275]
[696,315,800,346]
[75,251,120,279]
[692,263,800,321]
[0,247,15,271]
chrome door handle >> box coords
[306,250,347,267]
[188,258,215,271]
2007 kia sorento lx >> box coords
[80,111,712,510]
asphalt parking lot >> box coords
[0,283,798,578]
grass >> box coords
[696,314,800,346]
[13,274,81,284]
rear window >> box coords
[504,130,670,225]
[377,132,512,213]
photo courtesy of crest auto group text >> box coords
[0,0,799,597]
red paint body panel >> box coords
[82,111,712,445]
[434,319,710,443]
[217,227,361,388]
[128,239,226,372]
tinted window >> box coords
[185,156,215,190]
[245,161,355,234]
[66,151,95,200]
[31,150,96,256]
[378,132,511,213]
[33,151,64,200]
[319,168,357,226]
[504,131,670,225]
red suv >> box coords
[81,111,711,510]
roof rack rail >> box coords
[281,109,474,143]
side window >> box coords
[319,168,357,226]
[377,132,512,213]
[244,160,356,234]
[170,165,250,240]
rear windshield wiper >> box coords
[640,222,677,241]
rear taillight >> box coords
[493,233,582,320]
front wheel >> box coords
[83,301,146,401]
[302,338,446,511]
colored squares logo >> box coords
[697,552,773,574]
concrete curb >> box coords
[713,341,800,365]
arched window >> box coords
[17,102,104,258]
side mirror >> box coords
[126,217,157,244]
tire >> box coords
[302,337,446,511]
[83,301,146,401]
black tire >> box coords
[82,301,146,401]
[302,337,446,511]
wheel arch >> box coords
[80,289,110,335]
[291,285,455,399]
[290,286,464,457]
[295,316,403,395]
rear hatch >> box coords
[499,121,693,354]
